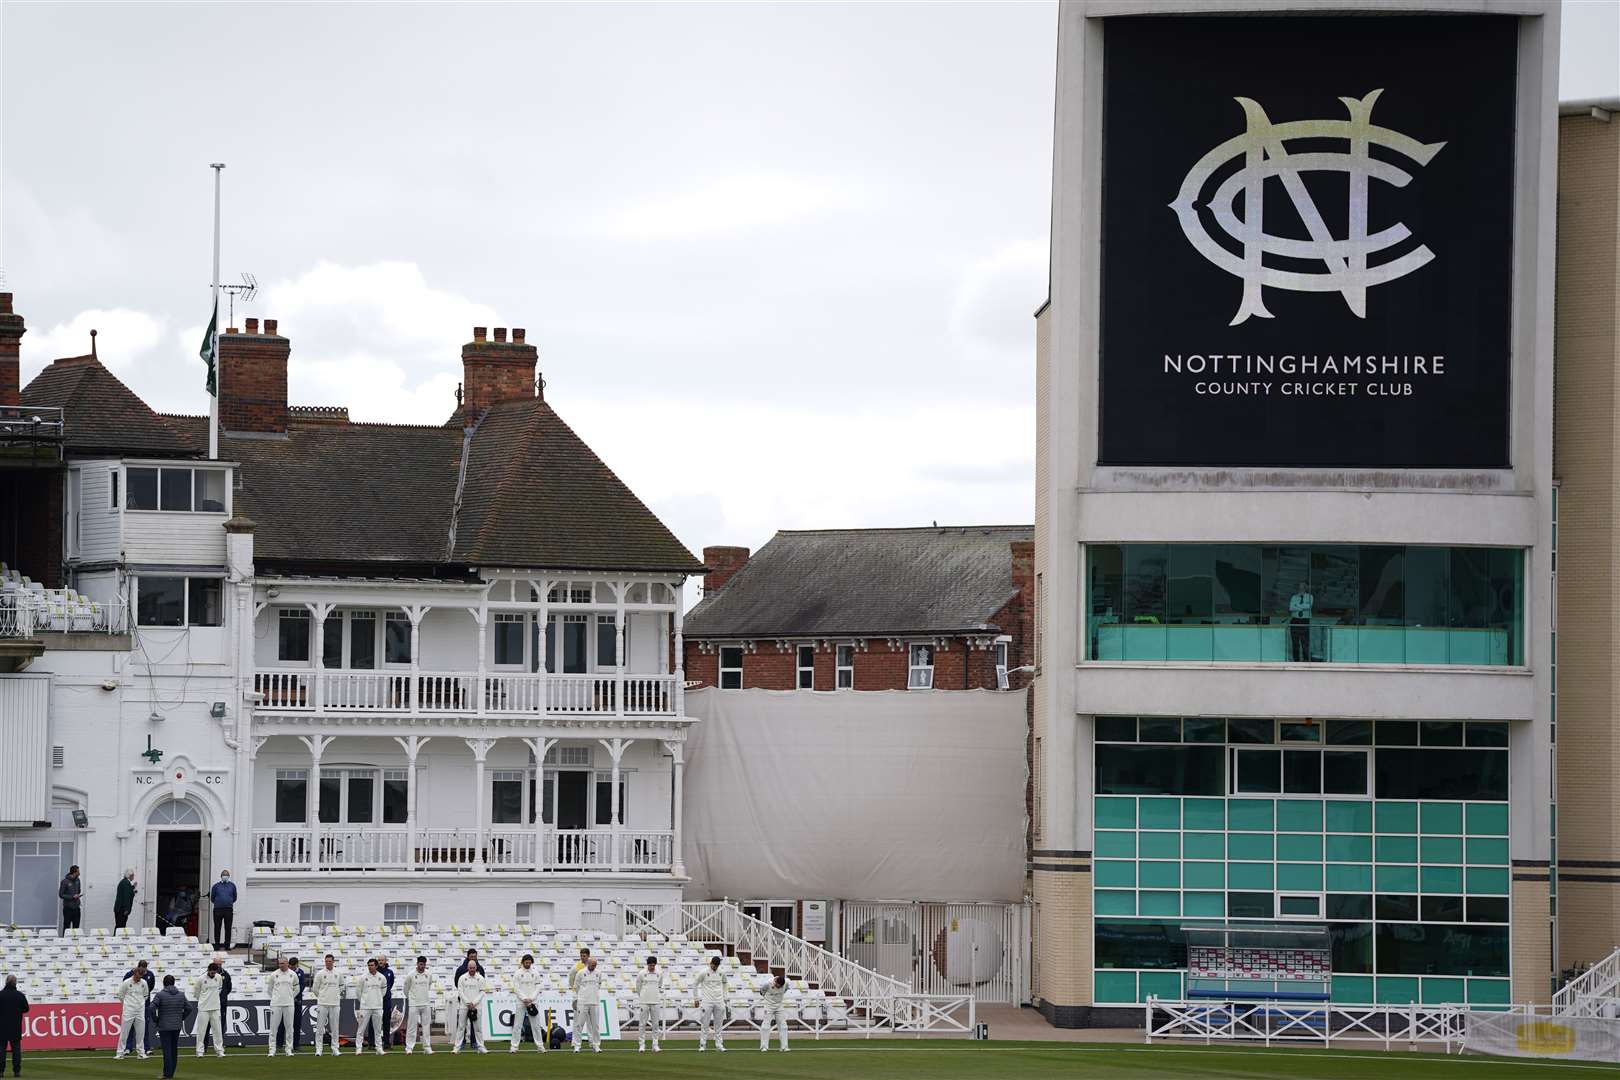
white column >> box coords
[299,734,334,871]
[615,583,627,716]
[472,603,488,717]
[673,595,685,718]
[523,736,558,871]
[599,737,629,871]
[393,736,430,871]
[405,605,429,714]
[466,737,496,872]
[534,579,551,713]
[663,739,685,878]
[308,601,334,714]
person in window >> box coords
[1288,581,1314,662]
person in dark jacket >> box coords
[151,975,189,1079]
[207,872,236,947]
[57,866,82,932]
[377,957,395,1046]
[113,870,137,931]
[0,975,28,1077]
[288,958,306,1053]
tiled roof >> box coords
[22,359,198,456]
[452,398,703,573]
[683,525,1033,639]
[24,355,699,575]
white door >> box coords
[198,829,213,938]
[142,831,160,930]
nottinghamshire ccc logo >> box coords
[1170,90,1446,326]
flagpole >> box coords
[209,162,224,460]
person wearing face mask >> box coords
[208,871,236,948]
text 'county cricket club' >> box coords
[1170,89,1446,326]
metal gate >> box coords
[842,901,1028,1004]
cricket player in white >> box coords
[113,961,151,1060]
[571,958,603,1053]
[310,954,344,1056]
[355,958,388,1055]
[192,962,226,1058]
[266,957,301,1056]
[401,955,435,1054]
[758,974,789,1052]
[634,956,663,1052]
[695,954,728,1052]
[509,954,544,1053]
[455,960,490,1053]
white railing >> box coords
[1555,945,1620,1016]
[255,668,679,717]
[0,592,126,636]
[620,901,974,1035]
[1146,997,1467,1051]
[249,826,670,873]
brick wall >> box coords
[1553,113,1620,972]
[461,327,538,420]
[683,637,1015,691]
[218,317,289,434]
[0,292,23,407]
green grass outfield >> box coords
[31,1040,1620,1079]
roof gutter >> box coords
[1560,98,1619,120]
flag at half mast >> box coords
[199,300,218,396]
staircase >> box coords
[622,900,975,1033]
[1554,945,1620,1017]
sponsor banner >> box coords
[175,999,359,1048]
[1098,14,1517,469]
[479,993,620,1042]
[1464,1012,1620,1063]
[23,1001,122,1050]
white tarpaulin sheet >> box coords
[682,687,1027,902]
[1464,1012,1620,1063]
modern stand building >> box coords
[1032,0,1561,1023]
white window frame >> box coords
[383,901,422,929]
[108,467,120,512]
[132,575,224,629]
[65,469,81,559]
[381,768,410,825]
[1276,892,1325,921]
[383,611,413,667]
[299,902,339,927]
[490,769,530,825]
[994,636,1011,690]
[907,643,935,690]
[318,766,383,825]
[274,768,309,824]
[796,645,815,690]
[718,646,743,689]
[278,608,312,663]
[835,645,855,689]
[123,465,229,514]
[492,612,528,669]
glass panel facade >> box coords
[1092,716,1511,1006]
[1088,544,1524,666]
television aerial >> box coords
[218,273,258,330]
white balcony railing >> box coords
[250,826,675,873]
[253,669,680,718]
[0,591,126,637]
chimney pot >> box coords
[473,326,487,342]
[245,317,259,334]
[493,327,507,343]
[225,327,239,334]
[264,318,278,336]
[512,328,526,343]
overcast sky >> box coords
[3,2,1616,567]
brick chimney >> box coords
[0,294,24,407]
[219,317,289,434]
[702,546,751,595]
[461,326,538,421]
[1009,538,1035,668]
